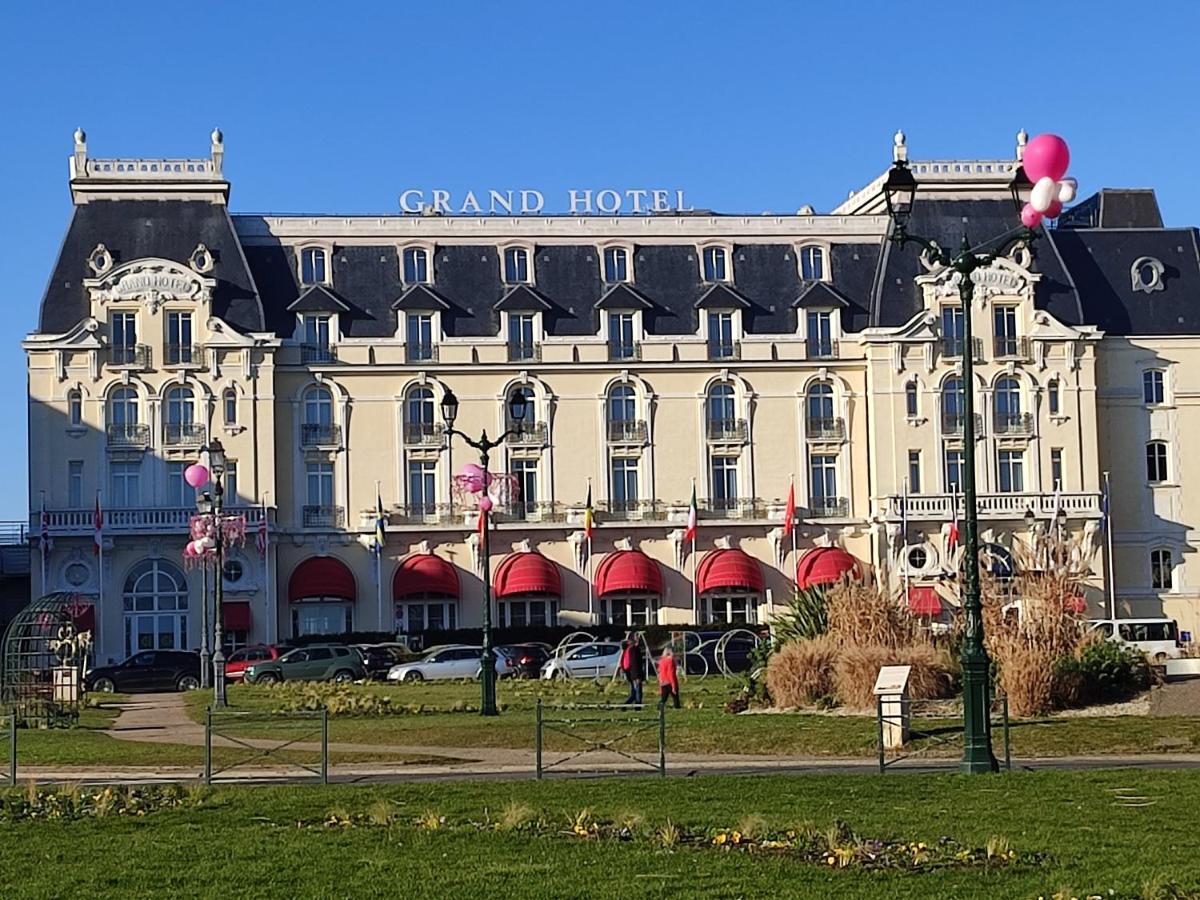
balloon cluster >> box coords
[1020,134,1076,229]
[184,514,218,559]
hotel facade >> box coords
[25,129,1200,663]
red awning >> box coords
[394,554,459,599]
[907,586,943,616]
[796,547,860,590]
[493,552,561,598]
[697,549,764,594]
[222,601,252,631]
[289,556,356,603]
[66,598,95,633]
[595,550,663,597]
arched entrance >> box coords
[123,559,189,656]
[289,557,356,637]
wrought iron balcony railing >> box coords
[302,505,345,528]
[404,342,439,364]
[505,421,548,446]
[301,423,343,447]
[940,413,985,437]
[700,497,760,519]
[106,423,150,449]
[993,412,1035,435]
[707,340,740,361]
[507,342,542,363]
[402,422,445,446]
[705,418,748,442]
[805,417,845,440]
[301,343,337,364]
[599,499,665,521]
[607,340,641,361]
[164,344,205,367]
[939,336,985,361]
[808,496,850,518]
[993,336,1031,360]
[804,340,839,361]
[109,344,151,369]
[606,419,647,444]
[163,423,205,446]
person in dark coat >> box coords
[621,633,645,705]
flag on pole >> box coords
[256,498,269,557]
[478,497,488,539]
[373,488,386,554]
[948,482,960,550]
[783,480,796,534]
[583,484,595,539]
[1099,475,1110,533]
[40,494,53,555]
[684,482,698,544]
[93,494,103,556]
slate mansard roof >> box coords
[34,189,1200,340]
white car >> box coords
[540,641,624,679]
[1089,618,1182,662]
[386,644,513,682]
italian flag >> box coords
[684,483,698,544]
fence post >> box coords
[875,696,886,774]
[8,709,16,787]
[535,699,543,781]
[321,708,329,785]
[204,707,212,785]
[1002,695,1011,771]
[658,702,666,778]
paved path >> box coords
[1151,679,1200,716]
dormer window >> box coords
[706,311,739,360]
[702,247,728,282]
[800,245,825,281]
[604,247,629,283]
[301,248,327,285]
[403,247,429,285]
[504,247,530,284]
[1131,256,1164,294]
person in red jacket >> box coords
[656,644,680,710]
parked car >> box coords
[497,643,551,678]
[355,644,409,680]
[225,645,285,682]
[540,641,623,679]
[243,645,366,684]
[1089,618,1182,662]
[85,650,202,694]
[386,644,514,682]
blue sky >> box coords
[2,0,1198,519]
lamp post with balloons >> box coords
[439,387,529,717]
[882,133,1074,774]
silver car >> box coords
[386,644,514,682]
[540,641,623,679]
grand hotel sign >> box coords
[398,188,694,216]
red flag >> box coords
[783,482,796,534]
[93,494,103,556]
[948,484,960,550]
[478,501,488,540]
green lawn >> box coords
[2,770,1198,898]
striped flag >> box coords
[92,494,103,556]
[583,484,595,539]
[256,498,269,557]
[684,483,698,544]
[374,488,386,554]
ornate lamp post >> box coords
[196,490,213,690]
[206,438,229,708]
[882,143,1045,775]
[439,387,529,717]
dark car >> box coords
[355,644,407,680]
[681,632,761,676]
[497,643,551,678]
[86,650,202,693]
[243,644,366,684]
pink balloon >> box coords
[183,543,197,558]
[1023,134,1070,183]
[478,495,494,513]
[184,464,210,489]
[1020,203,1043,229]
[1044,199,1063,219]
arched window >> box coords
[404,385,437,443]
[403,247,429,284]
[1143,370,1166,405]
[503,247,529,284]
[506,385,536,431]
[995,377,1022,431]
[905,381,918,418]
[301,247,327,284]
[1146,440,1169,483]
[800,245,824,281]
[942,377,965,430]
[123,559,189,656]
[108,387,138,426]
[606,384,640,442]
[223,389,238,426]
[304,386,333,426]
[806,382,836,435]
[68,389,83,426]
[705,382,739,442]
[1151,548,1173,590]
[1048,379,1061,416]
[164,386,196,445]
[702,246,728,282]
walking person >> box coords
[621,632,645,706]
[657,643,680,710]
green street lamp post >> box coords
[883,153,1034,774]
[198,438,230,708]
[439,387,530,717]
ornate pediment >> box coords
[917,253,1039,303]
[85,257,216,313]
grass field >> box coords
[2,769,1198,898]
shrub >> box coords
[1069,635,1151,703]
[764,636,838,707]
[833,644,956,710]
[772,586,829,646]
[824,580,916,651]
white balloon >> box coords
[1031,176,1057,214]
[1057,177,1077,204]
[201,536,216,550]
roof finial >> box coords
[73,127,86,148]
[211,127,224,177]
[211,127,223,146]
[892,129,907,163]
[1016,128,1028,161]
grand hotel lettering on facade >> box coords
[25,129,1200,662]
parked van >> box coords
[1088,618,1182,662]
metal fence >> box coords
[5,711,14,786]
[875,695,1011,773]
[535,700,665,779]
[203,708,329,784]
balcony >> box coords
[805,417,845,441]
[939,336,985,362]
[707,340,741,361]
[303,505,345,528]
[607,341,641,362]
[809,496,850,518]
[402,422,444,446]
[395,502,443,524]
[993,412,1035,436]
[404,342,439,364]
[600,500,665,521]
[804,340,839,361]
[163,423,205,447]
[705,418,748,443]
[40,504,266,535]
[106,423,150,449]
[885,491,1102,521]
[164,344,205,368]
[507,342,542,363]
[109,344,151,370]
[301,343,337,364]
[505,421,548,446]
[301,423,343,447]
[606,419,647,444]
[993,336,1031,360]
[940,413,985,437]
[700,498,761,520]
[501,500,566,523]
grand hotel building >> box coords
[25,129,1200,663]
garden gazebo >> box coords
[0,592,93,724]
